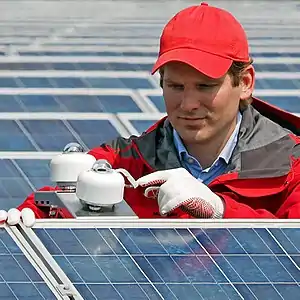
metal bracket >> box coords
[57,284,75,297]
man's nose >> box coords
[180,89,201,112]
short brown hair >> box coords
[159,58,254,110]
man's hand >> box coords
[0,208,36,227]
[137,168,224,218]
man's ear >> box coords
[240,65,255,100]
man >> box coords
[1,2,300,226]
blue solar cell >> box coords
[33,227,300,300]
[106,63,152,71]
[261,96,300,113]
[291,64,300,71]
[200,228,246,254]
[20,120,78,151]
[14,159,52,189]
[50,77,87,88]
[0,63,48,70]
[121,52,157,57]
[56,95,142,113]
[121,78,154,89]
[253,64,299,72]
[17,95,64,112]
[0,160,33,210]
[0,228,56,299]
[276,284,300,299]
[130,119,158,134]
[0,120,36,151]
[19,77,54,88]
[252,256,297,282]
[258,79,300,89]
[0,78,19,87]
[56,95,106,112]
[75,62,111,70]
[49,63,78,70]
[228,228,273,254]
[85,77,153,89]
[243,284,283,300]
[19,51,157,57]
[0,95,23,112]
[252,52,300,58]
[17,52,41,56]
[148,95,165,112]
[194,284,242,300]
[68,120,121,149]
[0,94,141,113]
[255,80,266,89]
[270,228,300,254]
[75,62,153,71]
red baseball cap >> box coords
[152,2,250,78]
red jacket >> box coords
[19,98,300,219]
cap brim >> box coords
[151,48,233,78]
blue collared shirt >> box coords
[173,112,242,185]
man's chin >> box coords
[179,130,211,144]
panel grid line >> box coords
[109,228,165,300]
[188,229,245,300]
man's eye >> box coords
[168,84,184,90]
[197,84,216,89]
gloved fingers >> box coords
[180,198,215,218]
[159,193,185,216]
[21,208,36,228]
[7,208,21,226]
[136,168,189,187]
[144,186,160,199]
[0,210,8,224]
[157,179,187,215]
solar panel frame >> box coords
[0,224,66,299]
[26,219,300,300]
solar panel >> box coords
[255,79,300,90]
[29,224,300,300]
[0,76,156,89]
[252,53,300,58]
[0,159,33,209]
[147,95,165,113]
[0,226,57,299]
[18,51,158,57]
[118,113,166,135]
[0,76,300,91]
[253,64,300,72]
[0,62,292,72]
[67,119,123,149]
[260,96,300,113]
[0,94,143,113]
[14,159,52,189]
[0,118,125,151]
[0,120,37,151]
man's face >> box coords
[162,62,252,145]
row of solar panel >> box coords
[2,224,300,300]
[3,51,300,57]
[0,119,128,151]
[34,226,300,300]
[0,77,299,89]
[0,62,299,72]
[0,94,299,113]
[0,77,156,89]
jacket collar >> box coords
[134,100,299,178]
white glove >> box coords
[137,168,224,218]
[0,208,36,227]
